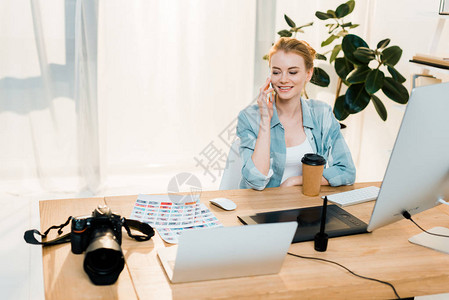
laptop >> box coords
[157,222,297,283]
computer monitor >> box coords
[367,82,449,231]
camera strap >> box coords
[24,217,155,246]
[24,216,73,246]
[123,218,155,241]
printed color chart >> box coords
[130,194,222,243]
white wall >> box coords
[356,0,449,181]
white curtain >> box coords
[0,0,100,198]
[0,0,257,199]
[96,1,257,194]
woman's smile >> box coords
[277,85,294,92]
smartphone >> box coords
[267,83,275,104]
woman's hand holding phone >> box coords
[257,77,275,125]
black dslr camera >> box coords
[24,204,154,286]
[71,205,125,285]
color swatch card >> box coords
[130,194,222,244]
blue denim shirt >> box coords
[236,98,356,190]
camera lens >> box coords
[83,228,125,285]
[85,248,122,273]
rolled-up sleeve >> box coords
[321,108,356,186]
[236,111,274,190]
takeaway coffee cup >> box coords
[301,153,326,196]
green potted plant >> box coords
[276,0,409,121]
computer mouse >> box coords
[209,198,237,211]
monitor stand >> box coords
[408,227,449,254]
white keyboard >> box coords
[324,186,380,207]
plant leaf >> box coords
[327,10,337,18]
[387,65,406,83]
[365,69,385,94]
[371,94,387,121]
[342,34,369,65]
[278,29,292,37]
[321,34,338,47]
[382,77,409,104]
[335,3,350,19]
[334,95,350,121]
[341,22,353,27]
[315,53,327,61]
[336,3,350,18]
[330,44,342,63]
[335,57,354,80]
[316,11,331,20]
[346,65,371,83]
[353,47,375,64]
[381,46,402,66]
[284,14,296,28]
[310,67,330,87]
[376,38,390,49]
[349,24,359,29]
[344,83,371,114]
[346,0,356,14]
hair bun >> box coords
[299,40,316,59]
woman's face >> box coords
[270,50,313,101]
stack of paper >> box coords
[130,194,222,244]
[414,74,442,87]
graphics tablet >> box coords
[238,205,368,243]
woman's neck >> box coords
[276,95,302,119]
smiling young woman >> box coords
[236,37,356,190]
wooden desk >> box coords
[40,182,449,299]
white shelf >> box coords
[410,61,449,75]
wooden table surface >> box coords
[40,182,449,299]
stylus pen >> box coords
[314,196,329,252]
[319,196,328,235]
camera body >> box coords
[71,205,125,285]
[71,206,123,254]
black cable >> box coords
[287,252,400,299]
[402,211,449,238]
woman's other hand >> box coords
[280,176,303,187]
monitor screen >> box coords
[367,82,449,231]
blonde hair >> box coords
[268,37,316,71]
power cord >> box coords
[287,252,400,299]
[438,198,449,206]
[402,211,449,238]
